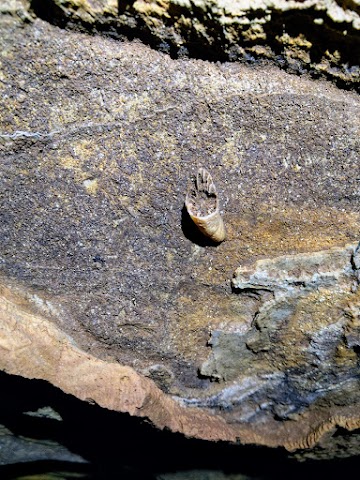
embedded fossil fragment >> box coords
[185,167,225,243]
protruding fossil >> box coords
[185,167,225,243]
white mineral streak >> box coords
[232,244,358,297]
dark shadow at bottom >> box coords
[0,372,360,479]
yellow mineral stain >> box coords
[134,0,170,17]
[336,343,358,365]
[60,155,80,170]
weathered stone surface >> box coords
[199,245,360,417]
[0,1,360,460]
[28,0,360,87]
[0,280,241,445]
[0,424,87,466]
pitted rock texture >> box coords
[0,6,360,459]
[26,0,360,88]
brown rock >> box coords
[28,0,360,86]
[0,2,360,460]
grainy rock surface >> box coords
[27,0,360,88]
[0,0,360,464]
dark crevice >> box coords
[231,286,275,297]
[0,461,92,480]
[2,371,360,476]
[261,9,360,87]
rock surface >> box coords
[0,0,360,462]
[26,0,360,88]
[0,424,87,466]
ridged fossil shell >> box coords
[185,167,226,243]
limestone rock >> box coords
[28,0,360,87]
[200,245,360,424]
[0,0,360,461]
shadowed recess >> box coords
[1,372,360,479]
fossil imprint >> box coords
[185,167,226,243]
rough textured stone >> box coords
[199,245,360,420]
[28,0,360,88]
[0,0,360,461]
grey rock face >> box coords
[193,246,360,428]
